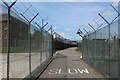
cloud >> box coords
[112,2,119,7]
[101,10,113,16]
[54,27,57,29]
[108,0,120,2]
[59,32,69,37]
[65,28,72,32]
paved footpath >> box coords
[39,47,105,78]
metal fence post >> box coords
[35,22,42,66]
[98,13,111,77]
[99,3,120,77]
[118,2,120,78]
[41,20,48,66]
[110,4,120,78]
[88,23,96,67]
[2,0,18,79]
[47,25,53,57]
[20,13,39,78]
[50,25,53,57]
[52,32,56,55]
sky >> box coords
[2,0,119,2]
[0,0,119,40]
[33,2,109,40]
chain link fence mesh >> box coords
[81,13,120,79]
[1,2,53,79]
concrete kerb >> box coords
[53,51,59,59]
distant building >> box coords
[0,14,29,52]
[69,40,77,45]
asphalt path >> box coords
[39,47,105,79]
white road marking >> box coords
[68,69,78,74]
[48,69,58,74]
[78,68,89,74]
[48,68,89,74]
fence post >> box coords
[118,2,120,78]
[47,25,53,57]
[41,19,48,66]
[99,3,120,76]
[2,0,18,79]
[20,13,39,78]
[35,22,43,66]
[110,4,120,78]
[76,29,84,59]
[98,13,111,77]
[88,23,97,67]
[51,25,53,57]
[52,32,56,55]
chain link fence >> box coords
[1,2,53,79]
[81,2,120,78]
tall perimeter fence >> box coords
[0,0,53,79]
[80,2,120,79]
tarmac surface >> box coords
[39,47,105,78]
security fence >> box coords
[1,1,53,79]
[0,1,77,79]
[81,2,120,78]
[82,19,120,78]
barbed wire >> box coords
[2,0,45,27]
[1,0,119,34]
[88,2,119,32]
